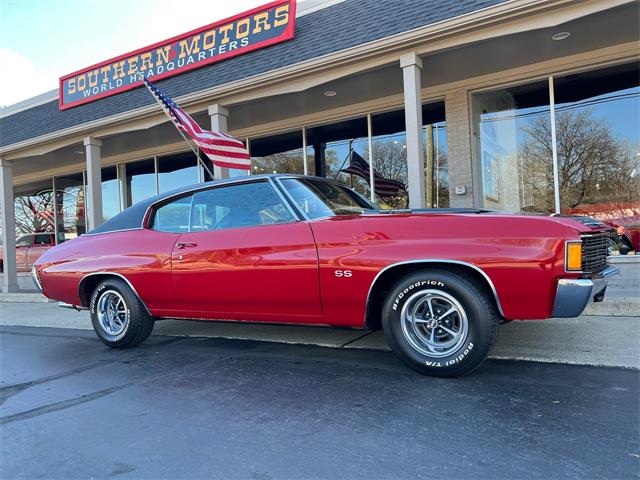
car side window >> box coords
[16,235,33,247]
[190,181,295,232]
[34,234,52,245]
[151,195,193,233]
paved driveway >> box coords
[1,325,638,479]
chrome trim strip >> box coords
[82,227,144,237]
[31,266,43,292]
[79,271,152,316]
[365,259,506,319]
[267,177,304,222]
[273,176,312,221]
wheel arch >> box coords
[364,260,505,330]
[78,272,152,315]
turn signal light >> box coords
[566,242,582,271]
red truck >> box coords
[34,175,618,376]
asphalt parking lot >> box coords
[1,324,639,480]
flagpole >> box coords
[367,114,374,202]
[333,139,354,180]
[144,81,216,181]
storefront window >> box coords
[371,111,408,208]
[474,80,553,212]
[158,152,198,193]
[554,63,640,228]
[250,130,305,175]
[125,159,156,207]
[306,117,369,196]
[423,103,448,208]
[13,179,55,237]
[55,173,86,241]
[367,104,447,209]
[101,166,120,223]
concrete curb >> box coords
[0,293,52,303]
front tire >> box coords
[89,278,154,348]
[382,269,499,377]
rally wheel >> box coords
[382,269,499,377]
[89,278,155,348]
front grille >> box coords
[581,233,609,274]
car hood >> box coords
[367,209,612,235]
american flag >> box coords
[144,78,250,171]
[341,151,405,198]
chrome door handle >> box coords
[176,242,198,249]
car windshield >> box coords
[280,178,378,219]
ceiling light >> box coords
[323,90,337,97]
[73,150,84,155]
[551,32,570,41]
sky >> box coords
[0,0,271,107]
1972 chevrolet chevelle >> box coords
[34,175,618,376]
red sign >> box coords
[59,0,296,110]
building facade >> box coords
[1,0,639,292]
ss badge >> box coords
[334,270,353,278]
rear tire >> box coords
[89,278,154,348]
[382,269,499,377]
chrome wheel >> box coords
[96,290,128,336]
[400,289,469,358]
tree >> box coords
[520,109,640,217]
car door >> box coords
[27,233,54,267]
[167,180,322,323]
[14,234,33,271]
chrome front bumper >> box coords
[31,266,43,292]
[552,266,620,318]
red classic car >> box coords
[34,175,618,376]
[0,232,58,273]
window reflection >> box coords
[474,81,553,212]
[125,159,156,207]
[55,173,86,241]
[13,179,55,238]
[371,110,408,208]
[250,130,305,175]
[158,152,198,193]
[422,103,448,208]
[101,166,120,223]
[554,63,640,236]
[367,103,447,209]
[307,117,369,197]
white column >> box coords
[0,159,18,293]
[83,136,103,231]
[548,76,561,214]
[208,104,230,180]
[401,52,426,209]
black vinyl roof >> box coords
[88,174,280,234]
[0,0,506,148]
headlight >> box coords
[565,241,582,272]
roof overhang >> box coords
[1,0,636,161]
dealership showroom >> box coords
[0,0,638,292]
[0,0,639,477]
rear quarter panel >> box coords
[36,229,177,311]
[310,214,576,327]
